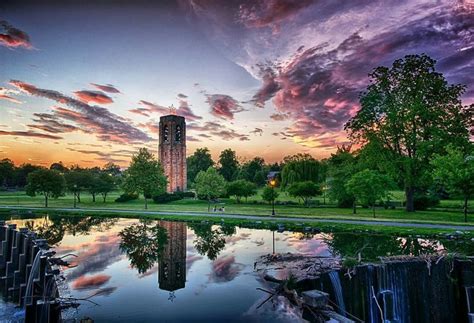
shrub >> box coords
[153,192,181,203]
[414,193,440,210]
[115,192,139,202]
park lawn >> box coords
[0,190,472,226]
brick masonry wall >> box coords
[158,115,187,192]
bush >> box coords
[175,191,195,198]
[115,192,139,202]
[153,192,182,204]
[414,193,440,210]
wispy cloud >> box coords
[0,20,32,49]
[0,130,62,140]
[10,80,152,144]
[90,83,121,94]
[74,90,114,105]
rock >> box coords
[301,290,329,308]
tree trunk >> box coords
[45,195,48,208]
[405,186,415,212]
[464,195,469,223]
[77,192,81,203]
[373,205,376,218]
[103,193,107,203]
[92,193,96,202]
[144,196,148,210]
[353,200,357,214]
[208,199,211,212]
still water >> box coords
[1,215,473,322]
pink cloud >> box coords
[0,20,32,49]
[206,94,244,120]
[90,83,121,94]
[74,90,114,105]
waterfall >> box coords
[24,249,43,308]
[329,271,346,316]
[367,265,379,323]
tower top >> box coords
[168,104,177,115]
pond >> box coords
[1,214,473,322]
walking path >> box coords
[1,205,474,231]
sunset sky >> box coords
[1,0,473,168]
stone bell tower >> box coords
[159,114,187,192]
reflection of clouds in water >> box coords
[72,274,110,290]
[89,286,117,298]
[225,232,252,245]
[63,233,123,281]
[251,239,265,246]
[286,234,331,256]
[138,266,158,279]
[209,255,244,283]
[187,254,204,272]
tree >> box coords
[65,168,91,203]
[123,148,167,209]
[49,161,68,172]
[281,154,323,188]
[187,147,214,185]
[97,172,116,202]
[326,146,358,208]
[102,162,121,176]
[345,54,472,212]
[0,158,15,187]
[261,186,279,204]
[345,169,394,217]
[25,169,65,207]
[119,219,168,274]
[14,163,42,187]
[218,148,239,181]
[226,180,257,203]
[194,167,226,212]
[188,222,227,260]
[287,181,322,207]
[431,145,474,222]
[240,157,266,185]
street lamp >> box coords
[269,179,276,216]
[73,184,77,208]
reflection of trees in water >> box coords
[325,232,439,261]
[119,219,168,274]
[188,223,236,261]
[24,215,117,246]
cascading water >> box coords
[328,271,346,316]
[24,249,43,308]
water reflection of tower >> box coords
[158,221,186,293]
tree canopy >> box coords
[281,153,323,188]
[345,54,472,212]
[26,168,66,207]
[226,179,257,203]
[218,148,239,181]
[187,147,214,185]
[431,145,474,222]
[287,181,322,207]
[123,148,167,209]
[194,167,226,211]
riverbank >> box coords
[2,205,474,240]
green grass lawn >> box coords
[0,190,472,226]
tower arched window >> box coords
[163,125,169,142]
[175,125,182,142]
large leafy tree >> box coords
[239,157,266,186]
[326,146,358,208]
[123,148,167,209]
[261,186,279,204]
[194,167,226,212]
[287,181,322,207]
[64,167,92,203]
[14,163,43,187]
[281,154,324,188]
[226,179,257,203]
[188,222,228,261]
[345,169,394,217]
[186,147,214,185]
[218,148,239,181]
[97,172,116,202]
[345,54,472,212]
[26,169,66,207]
[431,145,474,222]
[119,219,168,274]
